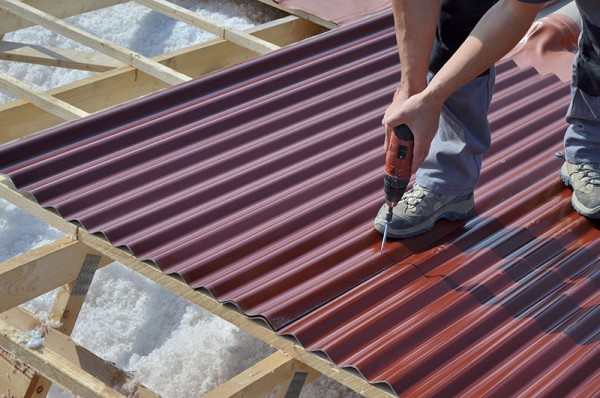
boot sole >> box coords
[560,163,600,219]
[380,201,474,239]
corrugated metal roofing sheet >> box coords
[1,11,598,397]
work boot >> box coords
[560,161,600,219]
[374,184,475,239]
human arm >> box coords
[383,0,547,174]
[383,1,440,149]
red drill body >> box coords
[381,124,414,251]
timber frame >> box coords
[0,1,392,397]
[0,0,327,141]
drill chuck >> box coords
[384,173,411,207]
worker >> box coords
[374,0,600,239]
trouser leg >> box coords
[415,67,496,196]
[564,6,600,163]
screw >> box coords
[37,386,44,394]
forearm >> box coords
[424,0,544,106]
[391,0,440,95]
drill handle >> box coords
[384,124,414,179]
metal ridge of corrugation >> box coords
[1,10,598,397]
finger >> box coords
[383,124,392,150]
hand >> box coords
[382,89,442,174]
[383,87,409,151]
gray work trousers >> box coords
[416,69,496,196]
[564,0,600,163]
[418,19,600,195]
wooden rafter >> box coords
[0,346,37,397]
[134,0,280,55]
[23,249,108,398]
[0,0,192,86]
[0,0,128,36]
[0,69,89,120]
[0,15,324,142]
[0,40,125,71]
[0,308,159,398]
[203,350,320,398]
[0,236,111,312]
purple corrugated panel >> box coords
[1,10,598,397]
[1,12,399,330]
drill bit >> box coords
[380,205,394,252]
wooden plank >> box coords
[25,256,104,398]
[0,0,192,86]
[25,375,52,398]
[0,236,109,312]
[48,277,98,336]
[0,319,126,398]
[21,248,105,398]
[203,351,320,398]
[0,0,128,36]
[0,181,394,398]
[25,275,97,398]
[135,0,280,55]
[0,347,37,398]
[0,70,89,120]
[1,307,160,398]
[0,40,125,71]
[0,16,324,142]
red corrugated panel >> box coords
[1,11,598,397]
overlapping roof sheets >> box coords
[1,10,598,397]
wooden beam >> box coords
[48,276,98,336]
[0,70,89,120]
[0,236,109,312]
[0,0,192,86]
[0,40,125,71]
[0,347,37,398]
[0,319,125,398]
[26,252,105,398]
[0,16,325,142]
[203,351,320,398]
[1,307,160,398]
[0,0,128,36]
[0,180,394,398]
[134,0,280,55]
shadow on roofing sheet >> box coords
[279,213,597,394]
[403,213,599,346]
[374,165,599,346]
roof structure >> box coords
[1,7,598,398]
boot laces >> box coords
[401,185,433,208]
[577,163,600,186]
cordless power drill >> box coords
[381,124,414,251]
